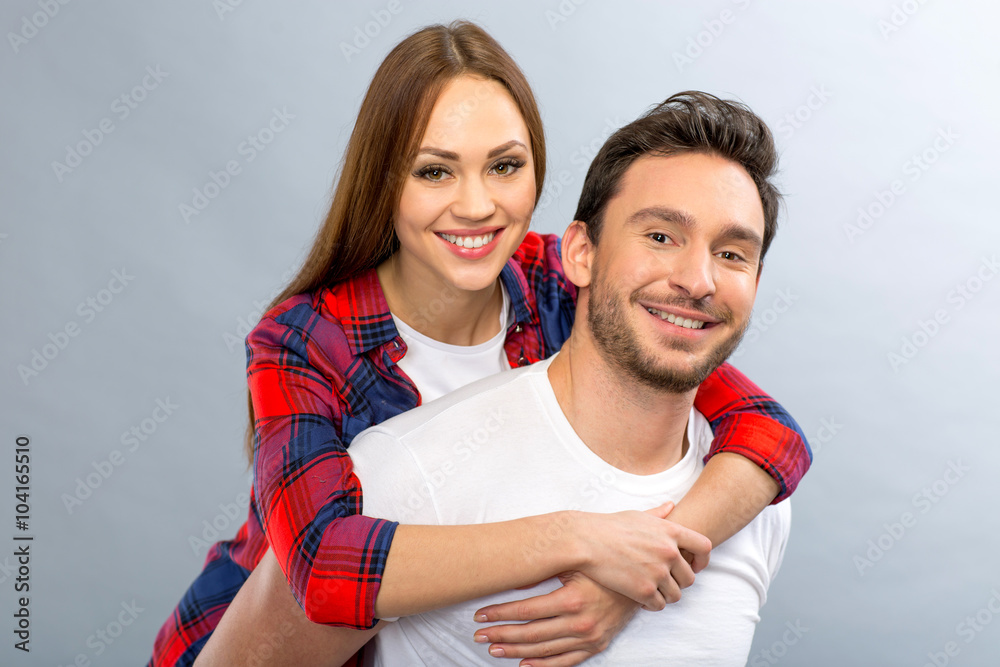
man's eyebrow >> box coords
[416,140,527,162]
[626,206,697,229]
[627,206,763,251]
[717,223,763,253]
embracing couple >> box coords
[150,20,809,667]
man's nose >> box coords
[667,249,716,300]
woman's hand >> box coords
[471,572,638,667]
[569,501,712,610]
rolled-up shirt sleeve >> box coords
[693,363,811,503]
[248,302,398,629]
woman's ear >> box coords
[560,220,594,289]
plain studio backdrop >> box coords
[2,1,998,665]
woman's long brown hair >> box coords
[243,21,547,463]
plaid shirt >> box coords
[149,232,810,666]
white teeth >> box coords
[646,307,706,330]
[441,232,496,249]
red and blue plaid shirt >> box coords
[149,232,810,666]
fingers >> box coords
[516,650,596,667]
[671,524,712,561]
[474,618,574,651]
[643,500,675,519]
[688,548,710,573]
[481,640,595,666]
[474,621,603,665]
[667,556,696,591]
[475,588,564,624]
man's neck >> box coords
[547,335,697,475]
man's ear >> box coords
[561,220,594,289]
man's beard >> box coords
[587,266,749,394]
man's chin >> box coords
[638,334,747,393]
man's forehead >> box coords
[608,153,765,235]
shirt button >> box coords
[517,356,526,366]
[514,324,523,333]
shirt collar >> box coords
[328,258,539,358]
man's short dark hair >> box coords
[573,91,781,268]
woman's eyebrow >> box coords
[417,147,459,160]
[417,140,527,162]
[487,140,527,158]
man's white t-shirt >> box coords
[350,355,791,666]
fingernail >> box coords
[489,647,505,657]
[474,634,488,643]
[474,613,488,622]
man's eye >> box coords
[718,251,744,262]
[649,233,670,244]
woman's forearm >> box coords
[376,504,710,617]
[374,512,585,618]
[194,553,383,667]
[666,452,779,547]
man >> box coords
[201,90,795,666]
[344,91,790,665]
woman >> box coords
[150,21,809,667]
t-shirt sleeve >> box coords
[692,362,812,503]
[350,428,441,525]
[765,501,792,583]
[248,302,398,629]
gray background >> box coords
[2,1,998,665]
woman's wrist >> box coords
[518,511,587,577]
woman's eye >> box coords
[414,165,450,182]
[491,158,524,176]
